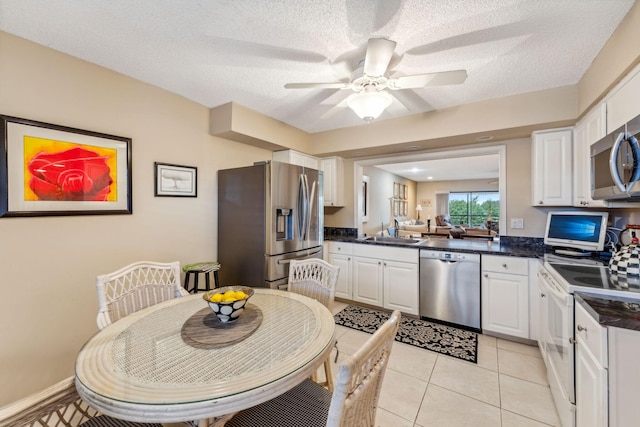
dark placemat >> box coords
[181,303,263,349]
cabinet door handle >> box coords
[577,324,587,332]
[348,257,351,261]
[502,263,508,268]
[484,273,489,278]
[538,200,544,205]
[378,261,381,265]
[540,293,546,298]
[569,337,577,344]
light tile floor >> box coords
[328,302,561,427]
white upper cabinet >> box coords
[320,156,345,207]
[573,103,607,207]
[606,63,640,131]
[273,149,320,170]
[531,128,574,206]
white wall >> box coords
[0,31,272,405]
[360,166,416,236]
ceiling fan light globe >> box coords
[347,91,392,122]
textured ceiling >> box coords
[0,0,634,134]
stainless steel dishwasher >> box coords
[419,250,481,331]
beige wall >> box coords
[309,86,577,158]
[0,31,273,405]
[577,0,640,115]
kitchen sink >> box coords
[360,236,426,245]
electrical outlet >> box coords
[511,218,524,229]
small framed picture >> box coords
[154,162,197,197]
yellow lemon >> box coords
[234,291,247,300]
[222,294,236,302]
[209,293,222,303]
[223,290,236,298]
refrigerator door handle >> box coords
[297,174,310,241]
[277,248,323,264]
[307,179,315,240]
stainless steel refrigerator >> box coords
[217,161,323,289]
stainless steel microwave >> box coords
[591,114,640,201]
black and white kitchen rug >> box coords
[334,305,478,363]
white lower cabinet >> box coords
[327,242,419,315]
[327,242,353,300]
[351,245,419,315]
[574,299,640,427]
[330,253,353,300]
[575,302,608,427]
[608,326,640,427]
[383,260,419,314]
[481,255,530,338]
[352,256,384,306]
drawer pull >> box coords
[502,263,507,268]
[577,324,587,332]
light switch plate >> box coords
[511,218,524,229]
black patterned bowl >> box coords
[202,285,254,322]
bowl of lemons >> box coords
[203,285,254,323]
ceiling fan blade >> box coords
[284,82,350,89]
[392,90,435,112]
[385,94,410,115]
[390,70,467,89]
[363,38,396,77]
[320,97,350,119]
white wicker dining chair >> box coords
[287,258,340,391]
[223,310,401,427]
[95,261,188,329]
[0,376,164,427]
[288,258,339,312]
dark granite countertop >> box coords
[575,292,640,332]
[324,235,546,258]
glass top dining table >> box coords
[75,288,336,425]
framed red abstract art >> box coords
[0,115,132,217]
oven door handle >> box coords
[538,271,567,300]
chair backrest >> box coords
[0,377,99,427]
[326,310,401,427]
[95,261,186,329]
[288,258,340,311]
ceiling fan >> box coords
[284,37,468,122]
